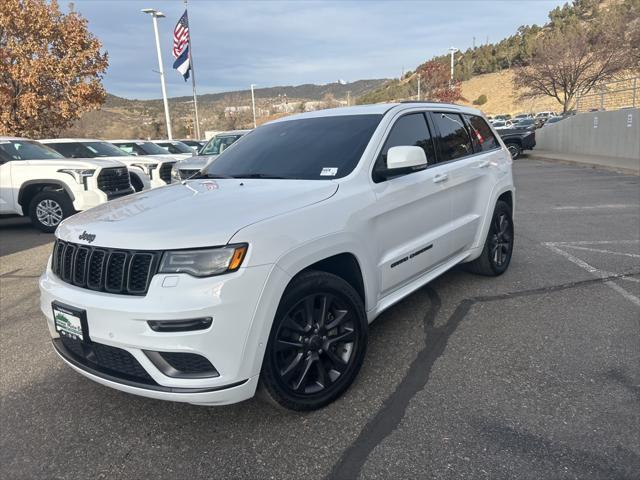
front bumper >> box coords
[39,261,275,405]
[71,188,109,212]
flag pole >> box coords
[185,0,201,140]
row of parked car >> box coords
[488,111,565,130]
[0,131,248,231]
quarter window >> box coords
[465,115,499,152]
[373,113,435,182]
[432,112,473,161]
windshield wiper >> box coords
[231,173,288,179]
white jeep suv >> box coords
[0,137,133,232]
[40,103,515,410]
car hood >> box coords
[25,158,125,169]
[94,155,157,166]
[57,179,339,250]
[143,154,183,163]
[175,155,217,170]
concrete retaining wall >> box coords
[535,109,640,169]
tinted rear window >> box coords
[464,115,500,152]
[432,113,473,161]
[204,114,382,180]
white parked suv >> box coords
[0,137,133,232]
[40,139,164,191]
[171,130,249,181]
[40,103,515,410]
[109,140,180,184]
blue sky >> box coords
[70,0,567,100]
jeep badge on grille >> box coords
[78,231,96,243]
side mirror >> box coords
[376,146,428,180]
[387,146,427,170]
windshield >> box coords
[0,140,64,161]
[200,134,244,156]
[517,119,535,125]
[156,141,193,154]
[114,141,169,156]
[49,141,128,158]
[203,114,382,180]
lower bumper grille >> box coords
[59,336,156,385]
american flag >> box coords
[172,10,191,80]
[173,11,189,58]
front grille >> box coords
[52,240,160,295]
[158,162,175,183]
[60,336,155,384]
[97,167,133,199]
[179,168,200,180]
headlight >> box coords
[57,168,95,184]
[131,163,158,176]
[159,244,248,277]
[171,165,180,181]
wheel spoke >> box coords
[317,294,330,329]
[324,348,348,372]
[314,358,328,388]
[282,314,305,333]
[304,296,316,328]
[280,352,304,382]
[325,309,348,330]
[276,339,303,352]
[293,355,315,391]
[327,328,355,347]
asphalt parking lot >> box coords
[1,158,639,480]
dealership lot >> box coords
[1,159,638,479]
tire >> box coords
[130,172,144,192]
[506,142,522,160]
[28,190,74,233]
[259,270,368,411]
[465,200,514,276]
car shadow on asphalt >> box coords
[0,216,54,257]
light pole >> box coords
[250,84,257,128]
[448,47,459,87]
[142,8,172,139]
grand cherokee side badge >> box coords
[78,231,96,243]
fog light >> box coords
[147,317,212,332]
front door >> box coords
[368,112,458,297]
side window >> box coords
[48,143,84,158]
[464,115,499,152]
[432,112,473,161]
[373,113,435,182]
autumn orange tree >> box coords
[415,60,465,103]
[0,0,108,137]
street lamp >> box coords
[448,47,459,86]
[250,84,257,128]
[141,8,172,140]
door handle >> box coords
[477,160,491,168]
[433,173,449,183]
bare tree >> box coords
[513,19,634,113]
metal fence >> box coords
[575,77,638,113]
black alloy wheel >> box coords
[465,200,514,276]
[260,271,367,411]
[489,211,513,269]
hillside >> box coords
[62,79,388,139]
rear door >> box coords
[369,112,458,297]
[430,112,502,252]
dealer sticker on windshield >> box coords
[320,167,338,177]
[53,305,84,341]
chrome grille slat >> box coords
[51,240,159,296]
